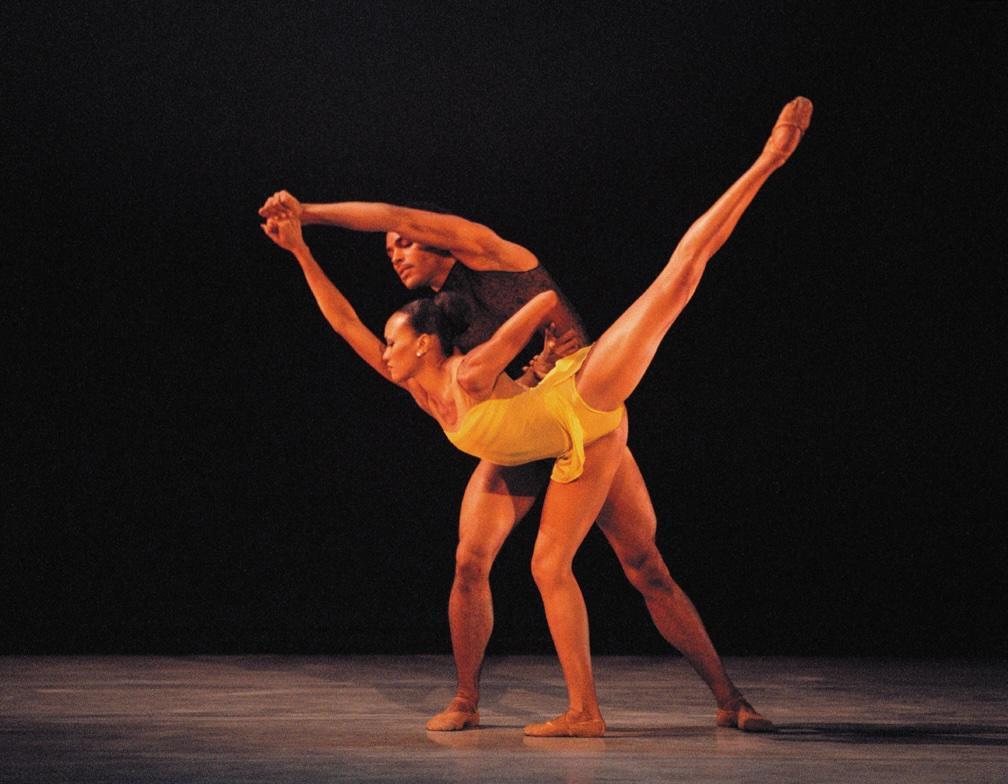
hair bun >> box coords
[397,293,473,355]
[433,292,472,339]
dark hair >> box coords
[397,292,471,354]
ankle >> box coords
[717,691,745,711]
[756,149,787,171]
[449,694,478,712]
[565,707,603,723]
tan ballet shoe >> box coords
[763,96,813,161]
[715,698,775,733]
[426,704,480,731]
[523,712,606,737]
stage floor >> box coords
[1,656,1005,783]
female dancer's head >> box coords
[383,293,470,382]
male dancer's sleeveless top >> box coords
[439,263,590,373]
[443,346,625,483]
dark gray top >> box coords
[440,263,589,375]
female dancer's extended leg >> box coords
[575,97,812,412]
[523,98,812,738]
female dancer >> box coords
[262,97,812,736]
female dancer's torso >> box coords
[441,347,624,483]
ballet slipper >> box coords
[523,712,606,737]
[763,96,813,162]
[715,697,775,733]
[426,703,479,731]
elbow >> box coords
[327,308,359,336]
[539,290,560,310]
[540,290,560,322]
[386,203,410,227]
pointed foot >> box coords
[763,96,813,163]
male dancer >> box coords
[260,149,784,733]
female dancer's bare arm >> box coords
[457,291,561,396]
[261,217,400,387]
[258,193,538,273]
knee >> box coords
[454,546,494,588]
[622,546,676,599]
[530,550,573,592]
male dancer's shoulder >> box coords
[440,263,589,352]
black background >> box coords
[2,2,1004,656]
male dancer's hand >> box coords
[524,323,581,380]
[259,190,303,221]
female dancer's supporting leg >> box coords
[524,97,812,737]
[524,418,629,737]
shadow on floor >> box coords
[771,723,1008,747]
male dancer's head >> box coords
[385,232,454,290]
[384,201,457,290]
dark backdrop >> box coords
[2,2,1004,656]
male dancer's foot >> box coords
[715,694,775,733]
[763,96,813,165]
[426,697,480,732]
[524,710,606,738]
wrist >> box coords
[299,204,319,225]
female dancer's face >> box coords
[386,232,451,290]
[382,312,426,382]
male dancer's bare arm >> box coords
[259,192,538,273]
[260,192,583,385]
[522,324,581,382]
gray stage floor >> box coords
[1,656,1006,783]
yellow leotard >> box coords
[443,345,626,483]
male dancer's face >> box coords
[386,232,453,290]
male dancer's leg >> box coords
[595,447,772,730]
[426,459,551,731]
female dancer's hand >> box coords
[261,216,307,253]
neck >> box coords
[411,352,454,395]
[428,258,457,292]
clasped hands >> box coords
[257,190,581,376]
[259,191,304,251]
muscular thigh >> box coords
[458,459,551,559]
[534,417,629,566]
[595,447,660,557]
